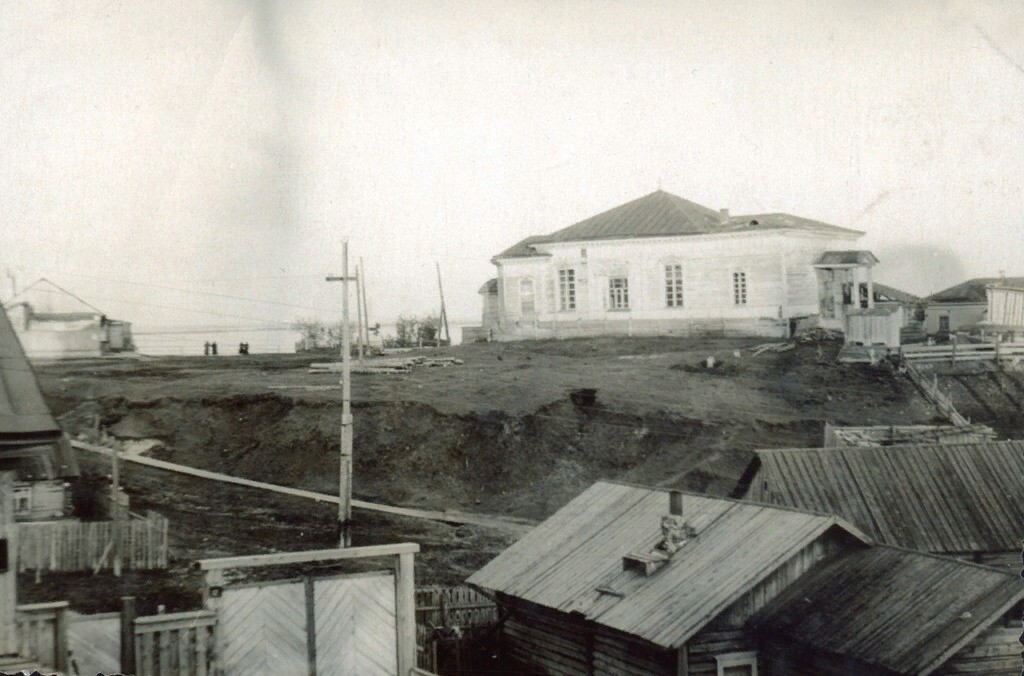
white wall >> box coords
[492,230,859,332]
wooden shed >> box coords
[843,306,902,347]
[736,441,1024,570]
[749,546,1024,675]
[469,481,870,675]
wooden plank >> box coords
[196,543,419,570]
[304,577,316,676]
[397,552,417,676]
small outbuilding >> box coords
[4,278,135,360]
[736,440,1024,570]
[924,276,1024,338]
[468,480,1022,675]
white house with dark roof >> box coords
[476,190,879,340]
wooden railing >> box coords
[904,363,971,426]
[901,341,1024,364]
[134,609,217,676]
[15,601,69,673]
[17,510,169,573]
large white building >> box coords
[474,190,876,340]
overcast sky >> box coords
[2,0,1022,328]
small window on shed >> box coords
[13,486,31,515]
[716,651,758,676]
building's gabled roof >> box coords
[872,283,921,304]
[468,481,867,649]
[0,306,62,437]
[742,441,1024,553]
[926,277,1024,303]
[814,250,879,266]
[493,191,863,260]
[748,545,1024,675]
[6,278,104,316]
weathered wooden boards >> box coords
[309,356,464,375]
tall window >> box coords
[665,264,684,307]
[608,277,629,310]
[558,269,576,311]
[733,271,748,305]
[520,279,535,314]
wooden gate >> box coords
[67,611,119,676]
[220,580,308,674]
[315,572,397,675]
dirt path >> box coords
[72,440,536,536]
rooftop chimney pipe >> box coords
[669,490,683,516]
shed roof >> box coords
[926,277,1024,303]
[815,250,879,266]
[493,191,863,260]
[468,481,866,649]
[748,545,1024,675]
[478,278,498,294]
[872,283,921,304]
[744,441,1024,553]
[6,278,104,316]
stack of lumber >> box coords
[794,327,844,343]
[749,342,796,356]
[309,356,464,375]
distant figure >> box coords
[239,342,245,355]
[204,341,210,356]
[244,342,250,354]
[211,341,218,356]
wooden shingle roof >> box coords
[748,546,1024,675]
[0,306,61,437]
[493,191,863,260]
[468,481,867,649]
[744,441,1024,553]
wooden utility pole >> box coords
[436,262,450,347]
[111,445,122,577]
[326,242,355,547]
[360,257,371,353]
[354,266,366,362]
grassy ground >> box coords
[27,335,943,611]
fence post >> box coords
[54,604,69,674]
[121,596,136,675]
[396,552,416,676]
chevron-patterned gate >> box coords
[219,572,397,676]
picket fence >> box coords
[415,585,499,674]
[17,511,169,573]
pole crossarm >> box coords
[325,276,358,282]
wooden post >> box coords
[304,576,317,676]
[354,266,365,363]
[54,603,69,673]
[951,336,957,366]
[0,472,16,655]
[111,446,121,577]
[203,569,225,676]
[396,552,416,676]
[436,262,450,347]
[120,596,137,675]
[360,257,371,353]
[326,243,354,547]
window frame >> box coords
[665,264,684,308]
[558,268,576,312]
[715,650,758,676]
[519,278,536,314]
[732,271,748,306]
[13,486,32,515]
[608,277,629,310]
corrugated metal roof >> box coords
[748,546,1024,675]
[814,250,880,266]
[492,191,863,260]
[747,441,1024,553]
[468,481,866,649]
[926,276,1024,303]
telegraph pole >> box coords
[359,257,371,354]
[326,241,355,546]
[436,262,450,347]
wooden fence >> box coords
[416,585,500,674]
[15,601,69,674]
[135,609,217,676]
[901,341,1024,365]
[904,363,971,426]
[17,511,169,573]
[68,611,120,676]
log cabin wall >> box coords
[936,625,1022,675]
[592,627,674,675]
[500,597,592,675]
